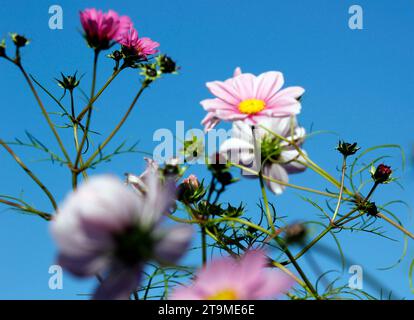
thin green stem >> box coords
[250,127,320,299]
[331,156,347,222]
[259,124,353,196]
[80,81,150,171]
[16,63,72,166]
[76,67,123,122]
[0,198,51,220]
[251,126,276,233]
[73,50,99,188]
[378,212,414,240]
[231,163,349,200]
[0,139,57,210]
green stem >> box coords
[202,177,216,265]
[76,66,123,122]
[277,238,321,299]
[331,156,347,222]
[251,127,320,299]
[251,126,276,233]
[231,163,349,200]
[0,139,57,210]
[16,63,72,166]
[0,198,51,220]
[80,81,149,171]
[73,50,99,187]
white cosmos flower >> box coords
[50,173,192,300]
[220,117,307,195]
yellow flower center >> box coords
[207,289,238,300]
[238,99,266,114]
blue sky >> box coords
[0,0,413,299]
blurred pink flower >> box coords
[170,251,293,300]
[51,174,192,300]
[126,157,159,195]
[80,8,132,50]
[119,27,159,58]
[201,67,304,131]
[220,117,307,195]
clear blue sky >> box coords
[0,0,413,299]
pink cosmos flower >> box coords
[201,67,304,131]
[80,8,132,50]
[220,117,307,195]
[118,27,160,58]
[51,173,192,300]
[170,251,293,300]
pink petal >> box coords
[154,224,193,265]
[206,81,240,105]
[93,267,141,300]
[232,73,256,101]
[233,67,242,77]
[251,269,294,299]
[273,86,305,100]
[255,71,284,101]
[200,98,236,112]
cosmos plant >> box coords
[0,7,413,300]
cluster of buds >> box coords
[195,201,244,218]
[208,153,234,186]
[336,141,360,157]
[371,164,393,184]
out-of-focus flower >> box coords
[201,67,304,131]
[284,222,307,244]
[220,117,307,195]
[371,164,392,184]
[126,157,159,195]
[119,27,159,59]
[51,174,192,300]
[182,174,200,189]
[80,8,132,50]
[170,251,292,300]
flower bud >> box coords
[372,164,392,184]
[285,223,307,244]
[11,33,29,47]
[336,140,360,157]
[108,50,122,61]
[182,174,200,190]
[217,171,233,186]
[365,202,379,217]
[209,152,227,172]
[158,55,177,74]
[56,72,80,91]
[0,40,6,57]
[177,175,205,203]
